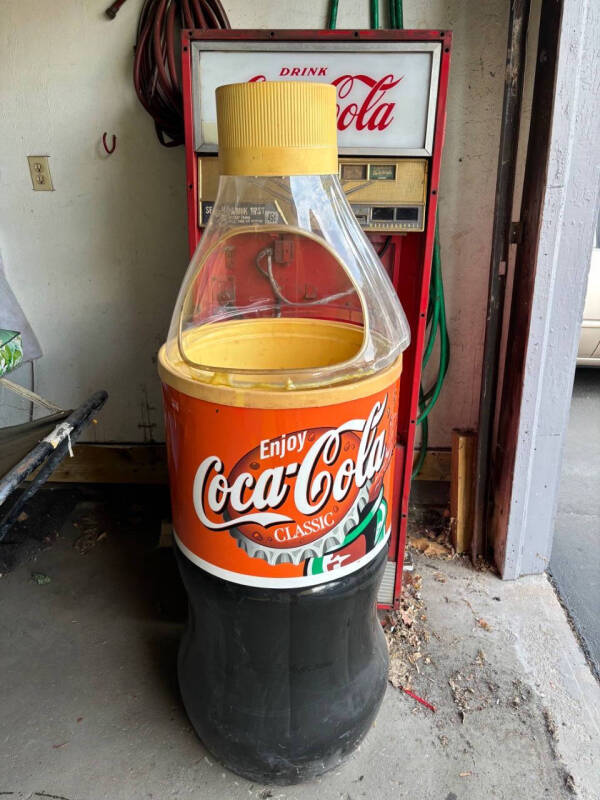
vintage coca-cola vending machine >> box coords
[180,28,451,608]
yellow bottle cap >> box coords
[216,82,338,177]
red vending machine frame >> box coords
[181,28,451,608]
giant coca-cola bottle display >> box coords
[158,81,410,784]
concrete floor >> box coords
[550,368,600,677]
[1,487,599,799]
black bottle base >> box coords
[175,546,389,785]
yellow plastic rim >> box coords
[160,317,402,409]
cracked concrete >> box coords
[0,487,598,799]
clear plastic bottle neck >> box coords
[165,173,409,391]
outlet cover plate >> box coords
[27,156,54,191]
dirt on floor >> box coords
[380,505,580,796]
[383,502,454,697]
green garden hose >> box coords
[413,220,450,475]
[418,221,450,425]
[327,0,450,477]
[328,0,339,29]
[371,0,380,28]
[387,2,450,476]
[391,0,403,28]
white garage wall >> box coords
[0,0,509,444]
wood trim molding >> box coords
[30,443,451,485]
[30,444,169,485]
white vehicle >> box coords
[577,216,600,366]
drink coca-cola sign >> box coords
[193,42,441,156]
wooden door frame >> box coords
[491,0,600,578]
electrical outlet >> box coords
[27,156,54,191]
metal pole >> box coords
[0,390,108,540]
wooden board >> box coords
[450,430,476,553]
[30,444,169,485]
[414,449,451,482]
[27,443,450,486]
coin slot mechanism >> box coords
[341,163,368,180]
[395,207,419,221]
[198,156,428,232]
[369,164,396,181]
[372,207,395,221]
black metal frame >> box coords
[0,390,108,541]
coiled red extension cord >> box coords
[133,0,229,147]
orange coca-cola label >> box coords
[162,378,399,588]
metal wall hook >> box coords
[102,132,117,155]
